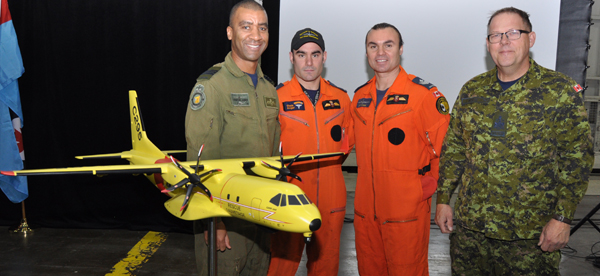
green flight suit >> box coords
[185,52,280,276]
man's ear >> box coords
[227,26,233,41]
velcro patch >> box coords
[491,111,508,137]
[356,98,372,108]
[436,97,449,115]
[264,96,278,109]
[412,77,435,89]
[386,94,409,104]
[190,84,206,111]
[322,99,341,110]
[283,101,305,111]
[231,93,250,106]
[462,97,490,105]
[573,84,583,92]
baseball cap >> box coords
[291,28,325,52]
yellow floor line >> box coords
[105,231,168,275]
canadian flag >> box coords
[10,110,24,161]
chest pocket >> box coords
[376,109,419,169]
[223,108,257,141]
[507,102,548,160]
[265,105,279,136]
[459,97,491,151]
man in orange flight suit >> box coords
[268,28,354,276]
[351,23,450,276]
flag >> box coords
[0,0,27,203]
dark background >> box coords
[0,0,593,233]
[1,0,280,233]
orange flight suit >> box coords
[268,75,354,276]
[351,66,450,276]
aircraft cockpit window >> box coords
[288,195,301,206]
[297,194,309,205]
[305,195,313,204]
[281,194,287,207]
[270,193,282,206]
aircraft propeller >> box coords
[164,155,221,211]
[261,142,303,182]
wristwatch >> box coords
[552,214,572,225]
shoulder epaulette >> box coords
[354,80,370,93]
[264,74,275,86]
[197,66,222,81]
[326,80,347,93]
[411,76,436,90]
[276,83,285,90]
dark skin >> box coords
[202,6,269,252]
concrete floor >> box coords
[2,172,600,275]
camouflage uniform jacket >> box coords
[185,52,281,162]
[436,58,593,240]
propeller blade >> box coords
[170,156,193,176]
[261,160,279,170]
[278,141,285,167]
[162,178,189,193]
[285,152,302,168]
[181,184,195,211]
[262,143,303,183]
[195,144,204,174]
[289,173,303,183]
[199,169,222,178]
[169,155,215,201]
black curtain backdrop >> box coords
[1,0,280,233]
[556,0,593,88]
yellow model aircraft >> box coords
[1,90,345,242]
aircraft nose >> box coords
[309,218,321,231]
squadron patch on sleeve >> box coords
[190,84,206,111]
[322,99,341,110]
[436,97,449,115]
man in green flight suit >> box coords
[435,7,594,275]
[185,1,280,275]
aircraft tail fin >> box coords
[128,90,165,158]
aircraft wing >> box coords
[0,164,168,176]
[177,152,345,179]
[75,153,132,160]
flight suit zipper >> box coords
[353,108,367,125]
[280,112,310,126]
[324,110,345,125]
[425,131,438,157]
[378,109,412,126]
[382,218,417,224]
[254,86,265,155]
[371,100,378,221]
[313,103,321,207]
[330,206,346,213]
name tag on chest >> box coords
[231,93,250,106]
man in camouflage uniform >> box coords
[185,1,280,275]
[435,7,594,275]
